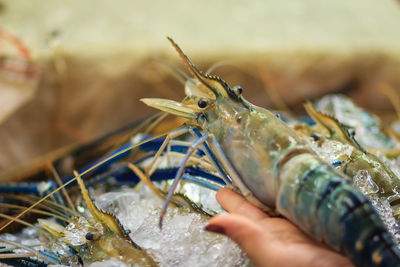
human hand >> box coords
[205,188,354,267]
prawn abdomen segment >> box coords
[277,153,400,266]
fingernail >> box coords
[204,224,226,235]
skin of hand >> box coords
[205,188,354,267]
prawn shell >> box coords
[278,153,400,267]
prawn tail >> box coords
[277,153,400,267]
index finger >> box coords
[216,188,268,221]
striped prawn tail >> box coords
[277,153,400,267]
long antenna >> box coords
[0,134,170,233]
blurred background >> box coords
[1,0,400,176]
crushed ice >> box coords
[92,185,248,267]
[307,137,353,166]
[352,170,379,195]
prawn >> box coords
[301,102,400,218]
[0,169,157,266]
[141,37,400,267]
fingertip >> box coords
[216,188,234,203]
[207,213,232,226]
[216,187,246,211]
[216,188,268,221]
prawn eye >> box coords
[85,232,99,241]
[198,99,208,108]
[311,132,322,141]
[233,85,243,95]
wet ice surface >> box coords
[92,185,248,267]
[315,94,397,150]
[352,170,379,195]
[369,153,400,243]
[307,138,353,165]
[353,170,400,243]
